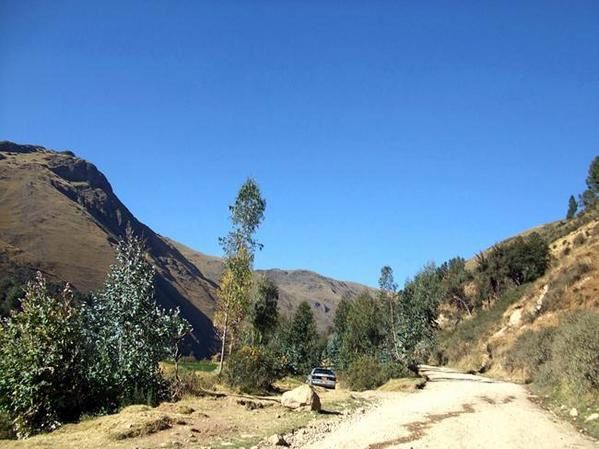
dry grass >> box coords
[0,382,363,449]
[377,378,427,392]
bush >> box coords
[544,312,599,399]
[0,275,87,437]
[344,355,408,391]
[0,411,14,439]
[506,311,599,404]
[345,355,387,391]
[505,327,556,380]
[223,345,280,393]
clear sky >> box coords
[1,1,598,287]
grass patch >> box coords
[177,359,217,373]
[377,377,426,392]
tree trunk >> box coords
[452,295,472,317]
[217,311,229,375]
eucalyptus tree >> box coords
[215,178,266,373]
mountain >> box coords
[168,238,371,332]
[0,141,371,355]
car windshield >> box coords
[313,368,335,376]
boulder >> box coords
[281,385,321,411]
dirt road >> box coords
[305,365,596,449]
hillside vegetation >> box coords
[436,206,599,435]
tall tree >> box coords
[282,301,320,374]
[566,195,578,219]
[89,232,190,406]
[378,266,400,360]
[581,156,599,209]
[250,276,279,344]
[216,178,266,374]
[396,264,442,368]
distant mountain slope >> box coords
[0,141,372,352]
[0,141,218,356]
[169,238,372,332]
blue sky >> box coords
[1,1,598,287]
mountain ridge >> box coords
[0,141,372,353]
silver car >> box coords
[307,367,337,389]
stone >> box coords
[569,408,578,417]
[585,413,599,422]
[281,385,321,412]
[268,433,289,446]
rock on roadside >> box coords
[281,385,321,412]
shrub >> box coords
[573,234,586,246]
[0,411,14,439]
[545,312,599,399]
[223,345,280,393]
[344,356,409,391]
[505,327,556,380]
[345,355,387,391]
[0,275,87,437]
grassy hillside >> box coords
[437,208,599,436]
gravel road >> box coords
[304,365,597,449]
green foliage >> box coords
[0,411,13,439]
[475,233,550,303]
[345,355,387,391]
[438,257,472,315]
[216,178,266,372]
[277,301,320,375]
[87,233,190,409]
[0,277,24,318]
[505,327,556,380]
[331,293,386,370]
[0,275,87,437]
[219,178,266,257]
[250,276,279,344]
[566,195,578,219]
[223,345,279,393]
[395,264,443,366]
[506,312,599,405]
[0,234,190,437]
[542,312,599,398]
[581,155,599,209]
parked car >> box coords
[307,367,337,389]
